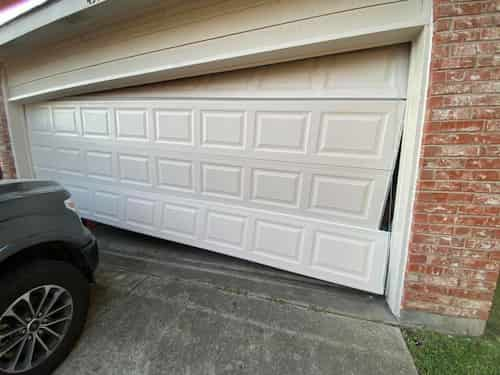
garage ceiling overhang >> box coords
[2,0,431,103]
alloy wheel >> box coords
[0,285,73,373]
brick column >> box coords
[0,65,16,179]
[402,0,499,334]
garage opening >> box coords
[25,44,409,294]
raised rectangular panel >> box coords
[311,231,374,279]
[31,145,53,168]
[253,220,303,264]
[118,154,150,185]
[201,111,245,148]
[126,197,155,228]
[251,168,301,207]
[162,203,198,237]
[65,186,91,213]
[155,110,193,144]
[55,148,82,175]
[28,107,51,133]
[324,46,407,95]
[254,112,309,153]
[87,151,113,179]
[53,108,78,135]
[157,158,193,191]
[95,191,120,220]
[82,109,110,137]
[206,211,246,249]
[255,59,314,90]
[309,174,372,218]
[317,112,387,158]
[116,109,148,139]
[201,163,243,199]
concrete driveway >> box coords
[55,226,417,375]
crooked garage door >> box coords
[26,44,409,294]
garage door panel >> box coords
[161,202,199,239]
[27,99,404,170]
[31,145,55,170]
[81,108,111,138]
[29,144,390,228]
[94,190,121,223]
[54,179,388,293]
[251,168,302,209]
[115,109,149,141]
[254,111,310,153]
[86,151,114,181]
[55,147,83,176]
[125,196,156,230]
[95,44,409,100]
[27,106,52,134]
[31,143,391,292]
[155,109,194,145]
[52,107,80,136]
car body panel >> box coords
[0,179,98,274]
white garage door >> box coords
[26,44,409,294]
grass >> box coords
[403,282,500,375]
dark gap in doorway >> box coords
[379,138,402,232]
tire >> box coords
[0,260,90,375]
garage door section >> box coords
[26,44,409,294]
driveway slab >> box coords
[55,247,417,375]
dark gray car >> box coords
[0,180,98,375]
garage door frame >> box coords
[3,8,433,318]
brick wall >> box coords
[403,0,500,321]
[0,65,16,179]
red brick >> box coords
[453,15,497,30]
[423,133,475,144]
[423,145,481,157]
[426,120,484,133]
[486,120,500,131]
[435,29,481,44]
[0,66,16,180]
[420,180,463,191]
[471,107,500,119]
[482,145,500,156]
[431,82,472,95]
[434,169,474,180]
[405,1,499,322]
[472,194,500,206]
[432,108,471,121]
[462,181,497,193]
[422,158,466,169]
[435,19,452,32]
[480,27,500,40]
[447,69,493,82]
[432,57,475,70]
[437,3,483,18]
[476,56,499,67]
[409,254,428,264]
[414,201,458,214]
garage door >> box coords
[26,44,409,294]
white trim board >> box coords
[6,0,429,102]
[385,25,433,317]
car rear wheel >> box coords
[0,260,89,375]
